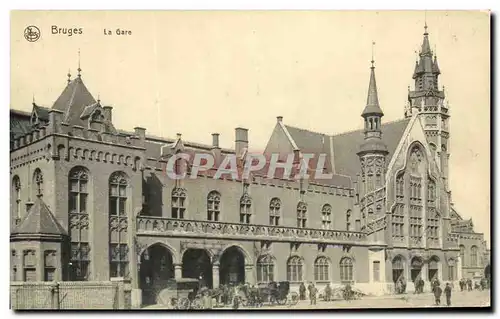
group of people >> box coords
[459,277,489,291]
[431,279,453,307]
[299,282,319,305]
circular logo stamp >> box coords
[24,26,41,42]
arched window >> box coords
[321,204,332,230]
[346,210,352,231]
[340,257,354,282]
[68,167,90,281]
[471,246,478,267]
[12,176,21,224]
[269,198,281,226]
[207,191,221,221]
[428,178,436,206]
[240,193,252,224]
[297,202,307,228]
[314,256,330,281]
[109,172,129,278]
[171,188,187,219]
[256,255,274,283]
[392,256,405,282]
[286,256,303,282]
[396,172,404,200]
[33,169,43,198]
[460,245,465,265]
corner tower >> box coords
[357,57,389,224]
[406,24,450,190]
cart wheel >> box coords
[192,297,203,309]
[177,297,190,310]
[277,297,287,305]
[289,292,299,305]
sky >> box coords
[10,10,490,244]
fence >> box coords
[10,279,131,310]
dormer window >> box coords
[91,110,104,122]
[31,113,39,126]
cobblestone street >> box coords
[236,290,491,310]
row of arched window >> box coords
[170,189,349,229]
[255,255,354,283]
[460,245,479,267]
[11,170,44,223]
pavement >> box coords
[143,289,491,310]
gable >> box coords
[263,123,297,160]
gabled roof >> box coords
[52,76,96,126]
[13,198,67,236]
[33,104,50,122]
[284,118,411,180]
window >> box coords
[346,210,352,231]
[109,172,129,278]
[297,202,307,228]
[314,257,330,282]
[23,250,36,282]
[109,172,127,216]
[321,204,332,229]
[460,245,465,266]
[471,246,478,267]
[68,167,90,281]
[207,191,221,221]
[427,178,436,206]
[392,204,405,238]
[287,256,303,282]
[33,168,43,198]
[44,250,56,281]
[12,176,21,224]
[373,261,380,282]
[240,193,252,224]
[427,208,439,241]
[110,244,129,278]
[11,250,17,281]
[340,257,354,282]
[396,173,404,201]
[171,188,187,219]
[256,255,274,283]
[269,198,281,226]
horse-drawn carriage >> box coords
[236,281,299,307]
[156,278,204,309]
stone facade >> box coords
[10,25,489,308]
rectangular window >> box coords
[373,261,380,282]
[24,268,36,282]
[44,268,55,281]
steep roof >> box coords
[333,118,410,178]
[284,118,410,179]
[13,198,67,236]
[362,65,384,117]
[10,109,32,139]
[52,76,97,126]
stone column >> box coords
[457,256,463,280]
[212,264,220,289]
[174,263,182,279]
[245,264,254,284]
[422,263,428,281]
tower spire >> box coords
[362,43,383,118]
[77,49,82,77]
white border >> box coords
[1,1,498,318]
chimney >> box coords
[103,106,113,122]
[176,133,182,140]
[235,127,248,157]
[277,116,283,123]
[212,133,220,148]
[48,109,64,134]
[134,127,146,141]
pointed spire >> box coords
[32,93,36,105]
[421,23,432,56]
[77,49,82,77]
[362,45,383,117]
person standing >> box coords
[309,283,317,306]
[324,283,332,302]
[433,284,443,306]
[444,283,452,307]
[299,282,306,300]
